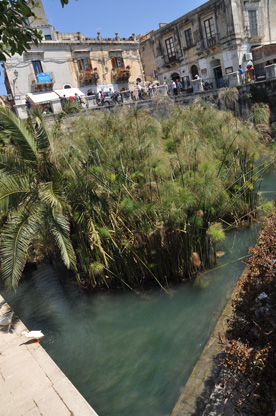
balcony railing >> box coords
[200,35,218,50]
[78,69,98,86]
[112,68,130,82]
[28,72,55,91]
[207,36,217,47]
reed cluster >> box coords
[0,101,272,290]
[51,101,269,289]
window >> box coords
[248,10,258,37]
[77,58,92,71]
[32,60,43,75]
[44,35,52,41]
[184,28,193,48]
[204,17,216,47]
[111,57,125,69]
[165,37,176,62]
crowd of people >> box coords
[25,60,259,115]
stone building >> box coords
[3,0,144,117]
[139,0,276,89]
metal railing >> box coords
[112,68,130,82]
[29,72,55,91]
[78,70,98,87]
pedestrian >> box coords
[60,94,67,108]
[176,79,181,95]
[98,90,105,106]
[109,88,114,98]
[137,83,145,100]
[171,80,177,95]
[148,82,153,97]
[238,65,245,84]
[246,60,255,82]
[113,91,119,104]
[25,97,32,110]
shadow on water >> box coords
[1,174,276,416]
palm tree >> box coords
[0,108,76,290]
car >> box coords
[97,91,122,106]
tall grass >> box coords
[50,101,270,290]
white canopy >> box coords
[28,92,59,104]
[55,88,85,98]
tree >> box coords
[0,0,70,61]
[0,108,76,290]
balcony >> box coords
[200,35,218,50]
[29,72,55,92]
[112,68,130,82]
[164,55,180,68]
[78,69,98,86]
[246,26,265,40]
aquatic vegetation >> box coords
[0,102,273,290]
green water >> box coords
[2,174,275,416]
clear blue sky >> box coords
[0,0,207,95]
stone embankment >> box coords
[0,294,98,416]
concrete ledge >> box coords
[0,294,98,416]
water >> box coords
[2,174,276,416]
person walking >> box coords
[176,79,181,95]
[137,83,145,100]
[60,94,67,108]
[238,65,245,84]
[170,80,177,96]
[246,60,255,82]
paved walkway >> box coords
[0,295,99,416]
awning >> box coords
[55,88,85,98]
[27,92,59,104]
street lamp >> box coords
[14,69,18,79]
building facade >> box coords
[3,0,144,116]
[139,0,276,89]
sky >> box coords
[0,0,207,95]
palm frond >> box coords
[0,151,33,176]
[0,175,31,209]
[48,212,76,270]
[39,181,67,212]
[0,211,42,290]
[0,108,38,163]
[33,111,51,151]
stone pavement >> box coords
[0,295,99,416]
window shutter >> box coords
[87,58,92,69]
[120,57,125,69]
[77,59,83,71]
[111,57,116,68]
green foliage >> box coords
[260,201,274,214]
[0,108,76,289]
[0,101,272,291]
[0,0,71,61]
[249,103,270,126]
[207,223,225,244]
